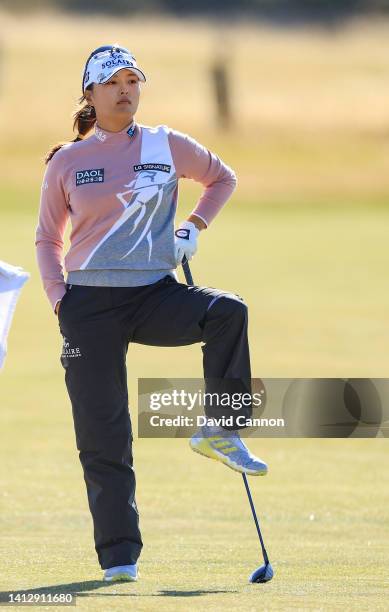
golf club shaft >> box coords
[242,473,269,565]
[181,256,270,567]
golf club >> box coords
[181,255,274,584]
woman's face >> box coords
[85,68,141,124]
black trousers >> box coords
[58,274,252,569]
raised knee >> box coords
[228,296,248,321]
[209,293,248,320]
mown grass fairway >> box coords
[0,10,388,610]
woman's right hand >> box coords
[55,300,61,316]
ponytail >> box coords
[44,85,96,164]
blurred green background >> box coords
[0,5,388,611]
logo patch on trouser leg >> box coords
[61,336,82,368]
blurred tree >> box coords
[0,0,53,11]
[211,57,232,130]
[3,0,389,21]
[60,0,147,13]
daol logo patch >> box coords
[76,168,105,186]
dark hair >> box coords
[44,84,96,164]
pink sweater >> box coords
[35,121,237,311]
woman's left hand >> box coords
[174,221,200,265]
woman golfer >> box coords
[35,44,267,582]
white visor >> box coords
[83,47,146,92]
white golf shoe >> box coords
[103,564,138,582]
[190,424,268,476]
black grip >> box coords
[182,255,194,285]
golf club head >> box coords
[249,562,274,583]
